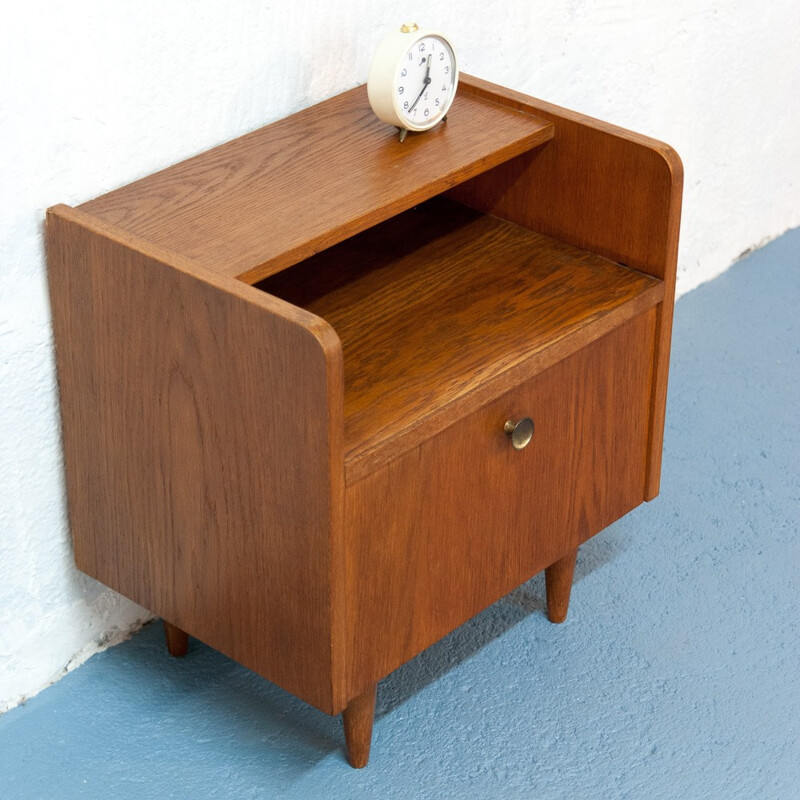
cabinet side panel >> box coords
[46,207,344,713]
[345,311,655,698]
[452,75,683,500]
[453,75,682,281]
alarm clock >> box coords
[367,23,458,140]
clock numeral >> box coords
[403,101,409,109]
[435,98,440,107]
[419,42,426,52]
[424,108,430,117]
[444,66,449,74]
[401,68,407,77]
[408,52,412,61]
[398,86,404,95]
[440,53,445,61]
[442,84,448,92]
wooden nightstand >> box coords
[47,75,682,768]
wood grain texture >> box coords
[450,75,682,501]
[258,197,663,482]
[545,549,578,624]
[344,311,656,698]
[342,684,377,768]
[46,205,347,714]
[79,85,553,284]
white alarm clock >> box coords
[367,23,458,140]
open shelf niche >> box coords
[256,196,664,480]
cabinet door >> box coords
[343,309,656,696]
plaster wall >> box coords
[1,0,798,713]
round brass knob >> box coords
[504,417,534,450]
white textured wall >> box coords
[1,0,799,713]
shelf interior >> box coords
[256,197,664,472]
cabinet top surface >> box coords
[78,78,553,284]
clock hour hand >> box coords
[407,54,432,113]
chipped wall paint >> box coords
[2,0,799,713]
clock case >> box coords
[367,26,458,132]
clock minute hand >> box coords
[407,54,432,113]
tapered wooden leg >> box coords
[163,620,189,657]
[342,684,377,768]
[545,548,578,623]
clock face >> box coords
[395,35,456,128]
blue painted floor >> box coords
[2,229,799,799]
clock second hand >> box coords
[407,54,432,113]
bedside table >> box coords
[47,75,682,767]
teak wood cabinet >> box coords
[47,75,682,768]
